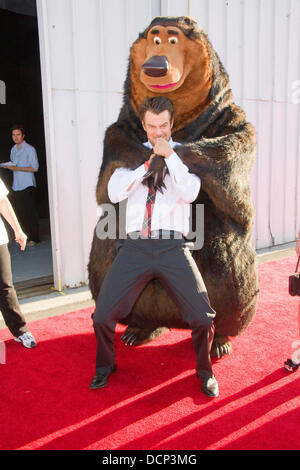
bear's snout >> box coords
[142,55,169,77]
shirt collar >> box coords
[14,140,26,150]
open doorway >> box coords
[0,0,53,297]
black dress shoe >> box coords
[200,375,219,398]
[89,365,117,389]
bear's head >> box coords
[126,16,231,132]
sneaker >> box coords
[284,358,299,372]
[14,332,37,349]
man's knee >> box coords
[192,314,215,331]
[91,308,114,328]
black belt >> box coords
[127,230,183,239]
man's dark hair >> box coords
[11,124,25,135]
[140,96,174,121]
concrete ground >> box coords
[0,241,297,331]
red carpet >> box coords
[0,257,299,450]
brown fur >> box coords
[88,17,259,347]
[130,24,213,129]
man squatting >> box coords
[90,96,219,398]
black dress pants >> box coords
[93,237,216,380]
[0,244,27,337]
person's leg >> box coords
[284,300,300,372]
[154,239,216,380]
[92,239,154,375]
[298,300,300,338]
[10,188,39,243]
[10,190,24,232]
[0,244,27,337]
[23,187,39,243]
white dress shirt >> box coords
[10,141,39,191]
[108,139,201,236]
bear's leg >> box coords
[211,335,232,358]
[121,326,169,346]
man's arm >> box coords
[5,166,37,173]
[108,155,157,202]
[165,153,201,203]
[6,146,39,173]
[108,164,146,203]
[0,197,27,250]
[153,138,201,203]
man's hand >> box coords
[4,166,36,173]
[296,241,300,257]
[15,230,27,251]
[153,138,173,159]
[144,153,156,170]
[3,166,16,171]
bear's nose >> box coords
[142,56,169,77]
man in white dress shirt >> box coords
[90,97,219,397]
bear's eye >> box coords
[168,37,178,45]
[153,37,161,45]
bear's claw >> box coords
[121,332,136,346]
[121,326,169,346]
[211,338,232,359]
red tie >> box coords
[141,186,156,237]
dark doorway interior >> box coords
[0,0,53,296]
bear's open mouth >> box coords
[150,82,179,90]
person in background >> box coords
[0,177,36,348]
[3,125,39,247]
[284,228,300,372]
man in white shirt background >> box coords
[90,97,219,398]
[3,124,39,246]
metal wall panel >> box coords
[175,0,300,249]
[37,0,157,288]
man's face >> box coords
[142,110,173,147]
[12,129,24,145]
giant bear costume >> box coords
[88,16,259,358]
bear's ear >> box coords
[146,16,202,40]
[130,36,148,65]
[129,37,152,115]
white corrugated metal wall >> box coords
[186,0,300,250]
[37,0,300,289]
